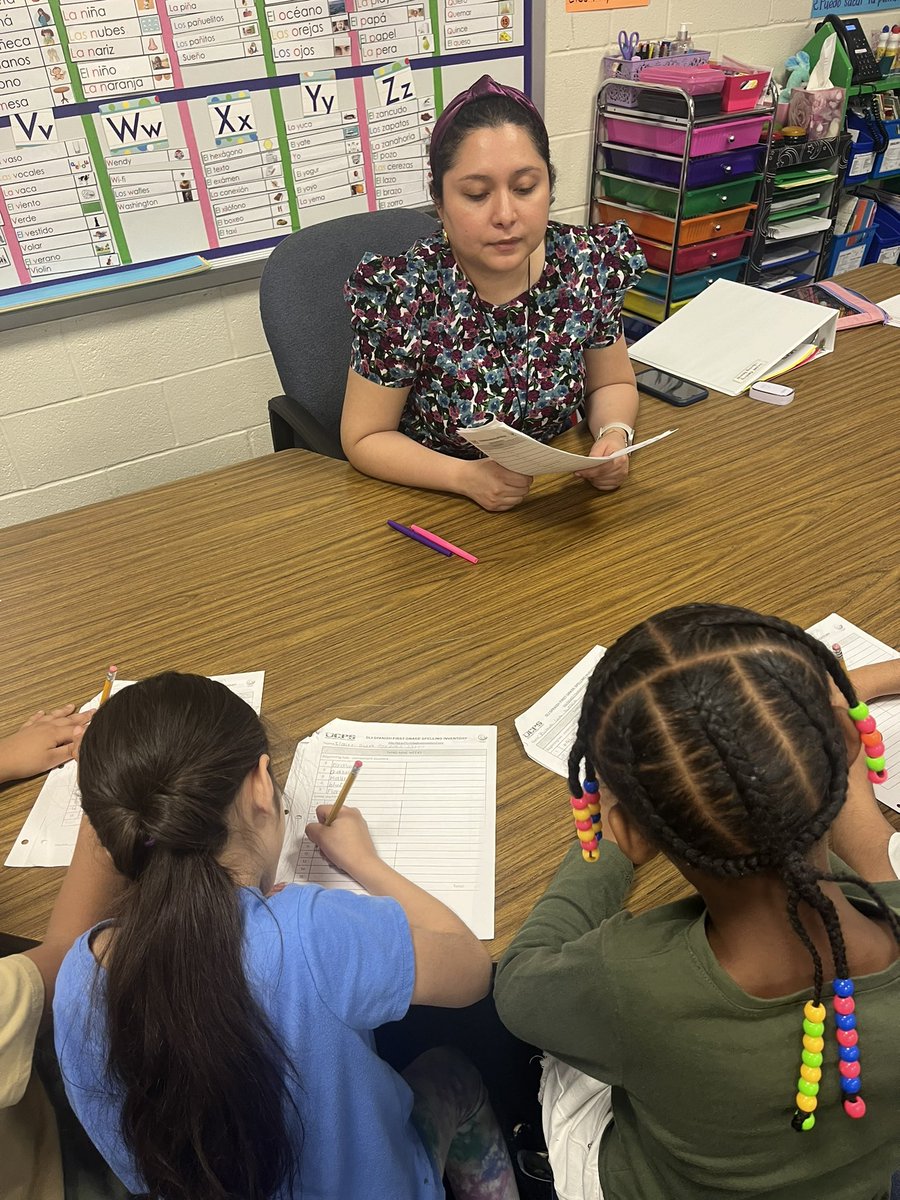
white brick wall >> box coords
[2,0,898,527]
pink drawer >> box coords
[605,114,766,158]
[637,231,752,273]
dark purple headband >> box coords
[428,74,544,172]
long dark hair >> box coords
[568,603,900,1033]
[78,672,297,1200]
[429,92,556,204]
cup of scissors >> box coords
[618,29,639,61]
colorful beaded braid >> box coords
[792,979,866,1132]
[833,978,866,1120]
[788,693,883,1132]
[570,779,601,861]
[792,1000,825,1132]
[848,701,889,785]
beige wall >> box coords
[2,0,898,527]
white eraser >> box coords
[749,381,795,406]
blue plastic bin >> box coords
[874,120,900,179]
[864,205,900,265]
[845,117,876,183]
[826,227,875,275]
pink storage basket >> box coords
[639,65,725,95]
[602,50,711,108]
[604,114,767,157]
[719,68,772,112]
[637,231,752,273]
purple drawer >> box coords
[607,145,763,187]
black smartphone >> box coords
[635,368,708,407]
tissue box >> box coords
[787,86,845,141]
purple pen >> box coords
[387,520,452,556]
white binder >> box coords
[628,279,838,397]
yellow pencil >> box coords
[98,664,117,707]
[324,760,362,826]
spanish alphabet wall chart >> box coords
[0,0,530,293]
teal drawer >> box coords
[636,257,748,300]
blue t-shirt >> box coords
[53,885,443,1200]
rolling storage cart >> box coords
[591,74,776,338]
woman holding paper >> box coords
[342,75,646,512]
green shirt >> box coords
[494,843,900,1200]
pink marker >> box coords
[410,525,478,564]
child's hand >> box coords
[305,805,380,877]
[0,706,94,783]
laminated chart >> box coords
[0,0,531,294]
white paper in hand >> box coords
[458,418,674,475]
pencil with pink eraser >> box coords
[98,664,117,707]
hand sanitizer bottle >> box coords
[670,24,694,55]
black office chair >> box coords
[260,208,439,459]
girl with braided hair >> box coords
[494,603,900,1200]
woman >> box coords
[342,75,646,512]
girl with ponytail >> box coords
[495,604,900,1200]
[52,673,518,1200]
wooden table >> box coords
[1,263,898,960]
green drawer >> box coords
[600,174,761,218]
[636,258,748,300]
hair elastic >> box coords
[848,701,889,784]
[570,779,601,861]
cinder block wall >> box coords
[2,1,897,527]
[0,282,279,526]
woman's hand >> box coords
[0,705,93,783]
[575,431,630,491]
[305,805,381,878]
[459,459,532,511]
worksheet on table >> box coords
[5,673,265,868]
[515,646,605,778]
[807,614,899,813]
[277,720,497,939]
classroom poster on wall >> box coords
[0,0,531,295]
[565,0,648,12]
[810,0,900,15]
